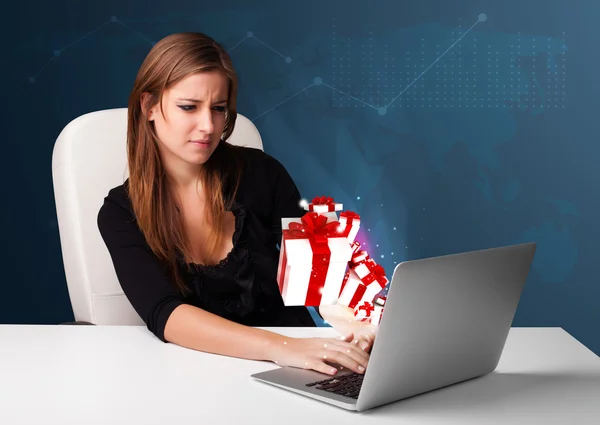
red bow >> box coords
[350,249,370,266]
[311,196,335,205]
[350,241,361,253]
[369,263,386,278]
[286,212,341,243]
[358,302,374,316]
[340,211,360,219]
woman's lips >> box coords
[190,139,211,148]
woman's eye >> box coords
[213,106,227,113]
[178,105,196,111]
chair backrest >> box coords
[52,108,263,325]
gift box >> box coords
[337,244,389,309]
[337,211,361,243]
[369,305,384,325]
[353,301,375,322]
[373,295,387,307]
[337,269,366,309]
[303,196,343,214]
[276,211,353,306]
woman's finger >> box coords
[337,333,354,342]
[306,359,339,376]
[318,349,366,374]
[328,338,370,362]
[326,339,370,367]
[359,334,374,351]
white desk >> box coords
[0,326,598,425]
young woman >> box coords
[98,32,376,376]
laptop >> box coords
[251,242,537,412]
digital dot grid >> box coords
[329,13,566,111]
[24,13,566,127]
[331,15,485,110]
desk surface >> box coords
[0,326,598,425]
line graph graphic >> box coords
[251,82,315,121]
[385,13,487,109]
[25,16,153,83]
[14,11,566,115]
[21,18,292,83]
[21,12,559,120]
[229,32,292,63]
[251,13,488,120]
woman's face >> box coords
[146,70,229,169]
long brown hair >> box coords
[126,32,242,294]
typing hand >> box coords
[269,334,369,376]
[341,325,378,353]
[318,303,379,353]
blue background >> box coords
[3,0,599,355]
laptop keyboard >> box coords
[305,372,364,399]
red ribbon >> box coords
[357,302,374,317]
[361,261,388,287]
[312,196,335,205]
[350,249,370,267]
[338,240,388,307]
[339,271,350,294]
[340,211,360,220]
[348,245,388,288]
[339,211,360,238]
[307,196,341,212]
[282,212,342,305]
[339,250,388,308]
[348,281,367,309]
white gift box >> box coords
[337,269,365,309]
[338,212,360,243]
[304,199,343,213]
[308,203,343,213]
[277,212,353,306]
[338,267,385,309]
[370,305,384,325]
[373,295,386,307]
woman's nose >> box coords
[196,110,214,134]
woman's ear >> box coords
[140,92,155,121]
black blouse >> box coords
[97,143,317,342]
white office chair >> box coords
[52,108,263,325]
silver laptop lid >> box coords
[357,242,536,411]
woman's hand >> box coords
[341,325,378,353]
[267,334,370,376]
[317,303,379,353]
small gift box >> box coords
[337,269,366,309]
[337,211,361,243]
[276,212,353,306]
[353,301,375,322]
[337,243,389,309]
[373,295,387,307]
[369,305,384,326]
[303,196,343,214]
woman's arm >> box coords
[97,197,290,357]
[164,304,284,360]
[164,303,369,376]
[97,192,369,374]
